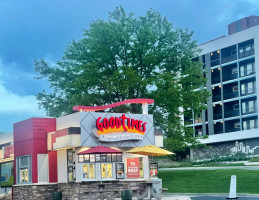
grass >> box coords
[158,169,259,194]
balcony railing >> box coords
[212,95,221,102]
[224,110,240,118]
[239,49,254,59]
[212,77,221,84]
[223,91,239,100]
[222,55,237,64]
[215,129,223,134]
[241,87,256,96]
[225,128,240,133]
[213,113,222,120]
[222,73,238,82]
[211,59,220,67]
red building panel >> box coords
[13,118,56,184]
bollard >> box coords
[226,175,238,199]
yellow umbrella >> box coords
[127,145,174,156]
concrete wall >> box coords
[13,181,150,200]
[192,137,259,160]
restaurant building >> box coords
[0,132,14,196]
[10,99,164,199]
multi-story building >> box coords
[190,16,259,159]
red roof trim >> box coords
[73,98,154,112]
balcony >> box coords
[212,77,221,84]
[211,59,220,67]
[239,49,254,59]
[223,91,239,100]
[240,78,256,97]
[214,122,223,134]
[238,39,254,59]
[212,95,221,102]
[224,110,240,118]
[225,119,240,133]
[221,45,237,64]
[213,113,222,120]
[222,73,238,82]
[222,54,237,64]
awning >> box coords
[78,145,122,154]
[126,145,174,156]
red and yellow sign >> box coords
[96,114,147,135]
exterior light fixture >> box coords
[212,87,215,89]
[212,69,214,72]
[211,52,213,56]
[219,85,221,88]
[217,50,220,53]
[218,67,220,70]
[221,121,223,123]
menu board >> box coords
[126,158,139,179]
[1,162,14,187]
[115,163,125,179]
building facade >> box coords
[190,16,259,159]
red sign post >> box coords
[126,158,140,179]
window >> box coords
[232,67,238,74]
[233,104,239,110]
[243,118,258,130]
[101,163,112,179]
[242,99,257,114]
[82,164,95,179]
[234,122,240,129]
[245,44,251,51]
[242,102,246,114]
[241,81,256,95]
[240,65,245,77]
[248,101,255,113]
[17,155,31,184]
[248,82,254,94]
[233,85,238,92]
[243,121,247,130]
[247,63,253,75]
[240,62,255,77]
[231,49,237,56]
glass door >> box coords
[101,163,113,179]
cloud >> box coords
[0,69,45,116]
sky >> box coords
[1,0,259,132]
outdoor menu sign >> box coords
[126,158,139,179]
[115,163,125,179]
[0,162,14,187]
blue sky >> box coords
[1,0,259,132]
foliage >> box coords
[248,157,259,162]
[34,7,209,153]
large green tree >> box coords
[35,7,209,153]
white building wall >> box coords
[56,112,80,130]
[57,149,67,183]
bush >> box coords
[248,157,259,162]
